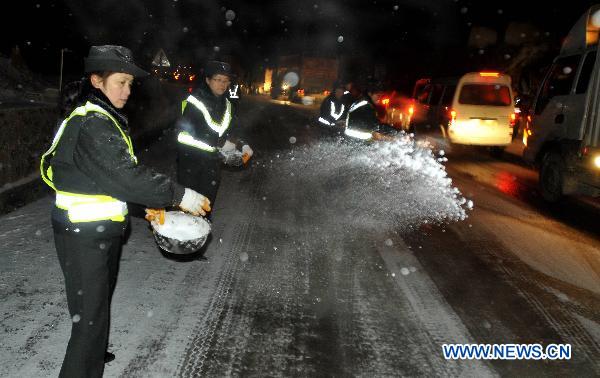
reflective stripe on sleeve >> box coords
[177,131,217,152]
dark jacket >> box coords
[177,82,238,154]
[48,90,185,215]
[345,95,397,138]
[318,94,347,126]
[346,95,381,134]
[340,90,357,109]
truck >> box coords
[523,5,600,201]
[270,55,339,102]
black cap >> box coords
[84,45,149,77]
[365,80,385,94]
[204,60,234,78]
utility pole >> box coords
[58,48,71,93]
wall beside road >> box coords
[0,106,57,186]
[0,105,58,212]
[0,79,185,213]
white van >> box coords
[446,72,515,152]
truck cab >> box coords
[523,5,600,201]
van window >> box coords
[429,84,443,105]
[416,84,431,104]
[458,84,511,106]
[441,85,456,106]
[412,80,429,99]
[575,51,596,94]
[535,54,581,114]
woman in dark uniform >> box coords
[40,45,211,378]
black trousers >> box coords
[53,217,124,378]
[177,145,221,212]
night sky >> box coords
[2,0,598,89]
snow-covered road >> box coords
[1,96,598,376]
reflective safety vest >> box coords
[318,116,334,126]
[178,95,232,153]
[318,101,345,126]
[330,102,345,120]
[40,102,137,222]
[344,100,373,140]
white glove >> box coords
[241,144,253,164]
[219,140,243,166]
[179,188,211,216]
[220,140,236,153]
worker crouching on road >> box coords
[176,60,253,219]
[344,80,397,142]
[40,45,211,378]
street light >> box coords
[59,48,72,93]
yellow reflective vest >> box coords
[40,102,137,223]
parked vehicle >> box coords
[446,72,515,154]
[270,55,339,102]
[523,5,600,201]
[382,77,458,134]
[389,73,515,155]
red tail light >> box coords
[510,113,516,126]
[381,97,390,106]
[408,106,414,115]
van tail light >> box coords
[449,109,457,126]
[408,106,414,115]
[510,113,516,127]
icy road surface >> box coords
[1,95,598,376]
